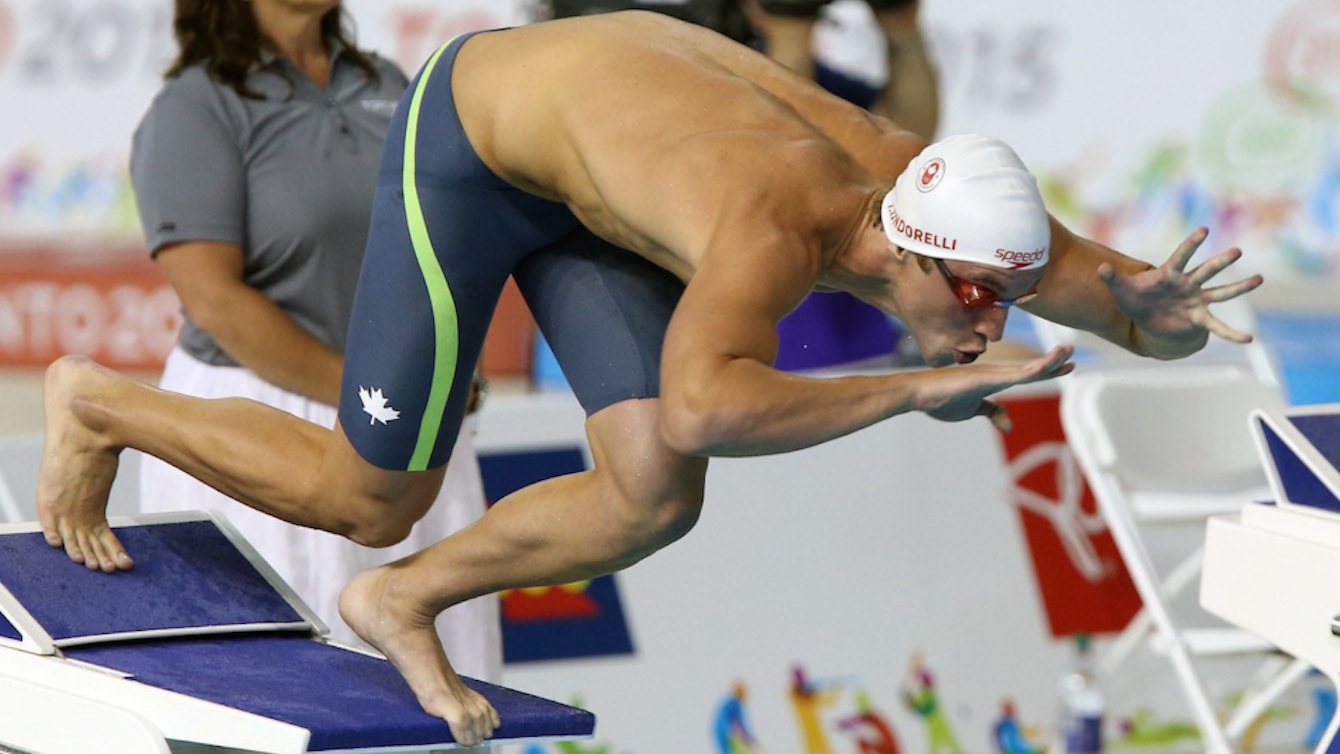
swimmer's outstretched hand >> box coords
[38,356,134,573]
[1100,227,1263,356]
[911,346,1075,433]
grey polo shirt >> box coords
[130,42,408,367]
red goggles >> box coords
[932,257,1037,311]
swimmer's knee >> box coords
[316,475,438,549]
[616,489,702,553]
[586,399,708,562]
[344,514,417,549]
[599,459,706,563]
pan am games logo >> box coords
[478,447,634,663]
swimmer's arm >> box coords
[156,241,344,404]
[1021,218,1262,359]
[659,230,1071,456]
[659,232,914,456]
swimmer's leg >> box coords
[41,356,513,746]
[40,356,446,571]
[342,229,699,746]
[340,395,709,677]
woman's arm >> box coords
[156,241,343,404]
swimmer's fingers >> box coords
[1202,312,1255,344]
[1001,345,1075,389]
[972,348,1074,432]
[1202,274,1264,304]
[1164,226,1210,273]
[1185,247,1245,287]
[978,400,1013,433]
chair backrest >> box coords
[1062,367,1284,495]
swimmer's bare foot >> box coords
[340,567,500,746]
[38,355,132,573]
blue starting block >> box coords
[0,512,595,753]
[1251,403,1340,516]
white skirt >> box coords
[138,347,502,683]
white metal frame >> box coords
[0,675,171,754]
[1060,367,1307,754]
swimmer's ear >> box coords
[886,242,912,262]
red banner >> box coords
[0,246,180,372]
[997,394,1142,637]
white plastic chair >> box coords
[1060,365,1309,753]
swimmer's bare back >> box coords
[449,11,925,277]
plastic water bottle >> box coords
[1058,633,1104,754]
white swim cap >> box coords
[880,134,1050,270]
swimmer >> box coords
[38,11,1261,747]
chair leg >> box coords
[1223,657,1312,740]
[1098,550,1204,677]
[1090,476,1232,753]
[1167,639,1234,754]
[1099,607,1151,678]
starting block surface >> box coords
[65,635,594,751]
[0,519,308,647]
[0,512,596,753]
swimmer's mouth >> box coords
[954,350,981,365]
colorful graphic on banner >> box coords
[837,689,901,754]
[0,149,141,239]
[1113,710,1200,750]
[477,447,635,663]
[992,699,1045,754]
[712,666,905,754]
[715,681,766,754]
[791,665,845,754]
[706,657,1078,754]
[901,654,963,754]
[995,394,1142,637]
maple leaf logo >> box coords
[358,387,400,426]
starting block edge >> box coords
[0,644,312,754]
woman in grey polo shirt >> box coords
[130,0,500,684]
